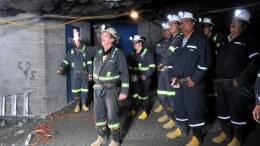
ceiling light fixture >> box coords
[130,10,138,19]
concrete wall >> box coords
[0,13,90,117]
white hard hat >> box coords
[178,11,195,21]
[129,35,145,42]
[233,9,251,23]
[101,25,120,42]
[167,14,180,23]
[162,22,169,29]
[201,17,214,26]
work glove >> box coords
[73,29,81,41]
[57,68,64,75]
[88,74,93,81]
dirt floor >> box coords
[1,91,260,146]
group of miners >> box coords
[57,8,260,146]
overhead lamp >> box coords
[130,10,139,19]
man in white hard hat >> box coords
[200,17,228,122]
[57,30,93,113]
[127,35,156,120]
[73,25,129,146]
[168,11,211,146]
[213,9,260,146]
[155,22,172,114]
[156,14,183,132]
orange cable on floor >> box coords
[26,111,95,145]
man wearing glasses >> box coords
[168,11,211,146]
[213,9,259,146]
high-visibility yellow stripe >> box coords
[81,89,88,92]
[122,83,129,88]
[168,46,176,52]
[93,73,120,81]
[87,61,92,65]
[157,90,167,95]
[72,89,80,93]
[137,95,148,100]
[167,91,175,96]
[63,60,69,65]
[108,123,120,130]
[149,64,156,67]
[96,121,107,126]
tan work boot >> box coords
[163,119,176,129]
[186,136,199,146]
[227,137,241,146]
[91,136,106,146]
[154,105,163,113]
[212,131,227,144]
[108,140,120,146]
[167,127,182,139]
[127,109,136,117]
[158,114,169,123]
[138,111,148,120]
[74,105,80,113]
[82,104,90,111]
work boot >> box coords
[108,140,120,146]
[167,122,189,139]
[212,122,231,144]
[186,136,199,146]
[74,104,80,113]
[158,114,169,123]
[154,105,163,113]
[212,132,227,144]
[192,127,206,145]
[227,137,240,146]
[138,111,148,120]
[82,105,89,111]
[167,127,181,139]
[127,109,136,117]
[163,119,176,129]
[91,135,107,146]
[228,125,245,146]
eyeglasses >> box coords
[132,42,140,45]
[231,19,243,25]
[180,20,192,25]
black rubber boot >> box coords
[193,127,206,144]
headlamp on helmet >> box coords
[233,9,251,23]
[129,35,145,42]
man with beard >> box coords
[213,9,259,146]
